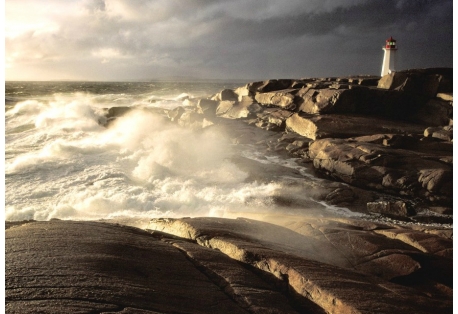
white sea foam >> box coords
[7,82,450,230]
[5,95,285,221]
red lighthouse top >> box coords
[385,36,397,49]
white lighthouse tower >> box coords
[381,36,397,76]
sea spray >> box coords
[6,92,283,221]
[5,81,366,224]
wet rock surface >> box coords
[102,68,452,221]
[6,221,254,314]
[6,219,452,313]
[52,68,453,313]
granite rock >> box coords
[149,216,452,314]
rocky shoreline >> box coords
[6,217,452,313]
[6,68,453,313]
[104,68,453,224]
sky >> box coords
[4,0,454,81]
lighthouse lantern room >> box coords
[381,36,397,77]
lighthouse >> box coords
[381,36,397,77]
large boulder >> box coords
[254,89,298,110]
[178,110,212,129]
[308,138,453,205]
[197,99,219,117]
[167,106,185,122]
[234,79,297,101]
[232,81,266,100]
[424,125,453,142]
[105,106,132,119]
[367,200,413,217]
[411,98,453,126]
[102,106,167,127]
[211,88,239,101]
[437,93,453,101]
[296,88,356,114]
[378,68,453,98]
[216,98,263,119]
[255,79,295,93]
[293,87,436,125]
[215,100,237,116]
[285,113,425,140]
[253,108,294,131]
[101,106,133,126]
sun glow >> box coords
[5,0,66,38]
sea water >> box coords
[6,81,450,228]
[7,80,313,222]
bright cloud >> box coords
[5,0,453,81]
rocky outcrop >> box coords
[7,219,452,314]
[378,68,453,97]
[367,200,413,216]
[167,105,185,122]
[100,68,453,220]
[101,106,168,127]
[307,137,452,206]
[252,108,294,131]
[285,113,425,140]
[7,69,454,314]
[196,98,219,117]
[148,216,452,314]
[255,89,298,110]
[216,98,263,119]
[6,221,252,313]
[411,98,453,126]
[295,88,355,114]
[211,88,239,101]
[424,125,453,141]
[177,110,212,129]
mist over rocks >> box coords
[7,69,453,313]
[102,67,452,222]
[149,216,452,310]
[6,219,452,313]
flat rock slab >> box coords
[285,113,425,140]
[6,221,254,314]
[149,217,452,314]
[7,218,452,314]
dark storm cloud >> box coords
[5,0,453,80]
[204,0,450,47]
[175,0,452,78]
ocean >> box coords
[8,80,346,224]
[7,81,267,221]
[6,80,451,229]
